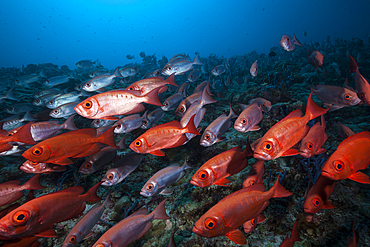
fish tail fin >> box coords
[39,70,46,78]
[184,115,201,135]
[83,181,102,202]
[192,54,203,65]
[94,59,101,66]
[305,92,328,120]
[165,73,178,87]
[14,122,36,144]
[23,110,37,121]
[269,175,292,199]
[97,127,118,148]
[113,66,122,77]
[144,87,163,107]
[103,191,114,208]
[242,138,254,158]
[201,85,217,106]
[62,114,78,130]
[182,160,193,170]
[23,174,45,190]
[5,87,19,101]
[293,34,303,46]
[228,104,238,119]
[320,114,326,129]
[291,220,302,243]
[150,199,170,220]
[117,136,127,149]
[349,55,358,73]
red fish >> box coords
[190,141,253,187]
[347,219,359,247]
[125,73,177,95]
[279,220,302,247]
[2,236,40,247]
[0,182,101,238]
[279,34,302,51]
[74,87,163,120]
[129,115,200,156]
[333,121,355,139]
[349,55,370,105]
[242,160,265,188]
[250,60,258,77]
[298,115,328,158]
[0,122,36,153]
[22,128,117,165]
[192,177,292,244]
[303,175,336,222]
[308,50,324,70]
[321,131,370,183]
[253,92,328,160]
[0,174,45,207]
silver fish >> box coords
[175,84,211,117]
[46,91,88,109]
[211,65,226,76]
[49,102,78,118]
[76,59,100,68]
[120,67,139,78]
[83,67,122,92]
[141,108,165,129]
[162,90,186,111]
[234,103,264,132]
[44,74,74,87]
[101,152,143,186]
[14,71,45,86]
[34,88,61,98]
[20,160,66,173]
[62,194,113,247]
[33,93,61,106]
[113,111,147,134]
[89,70,109,78]
[200,105,237,147]
[187,69,202,82]
[1,111,36,131]
[5,103,33,114]
[91,119,115,128]
[250,60,258,77]
[140,160,193,197]
[0,145,29,156]
[162,54,202,75]
[248,98,272,112]
[0,88,18,102]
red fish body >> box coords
[125,73,177,95]
[279,220,302,247]
[253,93,328,160]
[129,115,200,156]
[321,131,370,183]
[349,55,370,105]
[308,50,324,70]
[190,142,253,187]
[0,122,36,153]
[74,88,163,120]
[347,219,359,247]
[0,182,101,238]
[193,178,292,244]
[242,160,265,188]
[22,128,117,165]
[279,34,302,52]
[298,115,328,158]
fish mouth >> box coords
[199,140,210,147]
[190,179,201,187]
[0,223,9,234]
[233,125,245,132]
[303,212,314,222]
[140,191,150,197]
[253,152,269,161]
[192,226,204,236]
[321,170,333,179]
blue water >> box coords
[1,0,370,69]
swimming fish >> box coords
[125,73,177,95]
[333,121,355,139]
[234,103,264,132]
[0,122,36,153]
[20,160,67,174]
[279,34,302,52]
[141,108,165,129]
[49,102,78,119]
[211,65,226,76]
[279,220,302,247]
[349,55,370,105]
[308,50,324,70]
[82,67,122,92]
[250,60,258,77]
[242,160,265,188]
[76,59,100,68]
[162,54,202,75]
[113,111,148,134]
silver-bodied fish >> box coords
[212,65,226,76]
[33,93,62,106]
[141,108,165,129]
[5,103,33,114]
[234,103,264,132]
[75,59,100,68]
[113,111,148,134]
[1,111,36,132]
[120,67,139,78]
[20,160,67,173]
[49,102,78,118]
[44,73,75,87]
[162,54,202,75]
[83,67,122,92]
[46,91,88,109]
[187,69,202,82]
[91,119,115,128]
[14,71,46,86]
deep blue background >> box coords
[1,0,369,69]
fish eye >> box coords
[306,142,313,150]
[32,147,43,156]
[198,170,208,180]
[345,132,349,137]
[7,107,14,111]
[344,94,351,100]
[204,134,210,141]
[134,140,142,147]
[180,106,185,112]
[168,66,172,70]
[86,82,91,88]
[96,244,106,247]
[312,198,320,207]
[241,118,247,125]
[8,132,14,136]
[164,102,168,106]
[262,141,273,152]
[107,173,114,180]
[360,93,365,99]
[250,180,255,186]
[53,109,59,114]
[333,160,344,171]
[84,100,93,109]
[69,235,77,243]
[85,162,92,169]
[146,183,154,191]
[12,211,29,224]
[128,86,134,90]
[205,217,217,230]
[252,218,256,224]
[116,124,122,129]
[49,100,54,105]
[95,120,101,124]
[35,99,40,104]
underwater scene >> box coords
[1,0,370,246]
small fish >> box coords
[44,74,74,87]
[0,174,45,207]
[0,88,18,102]
[250,60,258,77]
[129,115,200,156]
[242,160,265,188]
[279,220,302,247]
[89,70,109,78]
[162,90,186,111]
[269,51,277,57]
[141,108,165,129]
[126,54,135,60]
[0,122,36,153]
[191,142,253,187]
[175,91,202,117]
[279,34,302,52]
[248,98,272,112]
[211,65,226,76]
[22,127,117,165]
[91,119,115,128]
[234,103,264,132]
[347,219,359,247]
[120,66,139,78]
[5,103,33,114]
[308,50,324,70]
[0,182,101,238]
[46,91,87,109]
[14,71,46,86]
[125,73,177,95]
[34,89,61,98]
[226,57,237,68]
[303,175,336,222]
[0,145,29,156]
[62,194,113,247]
[187,69,202,82]
[83,67,122,92]
[20,160,67,174]
[193,177,292,245]
[298,115,328,158]
[140,160,193,197]
[49,102,78,119]
[333,121,355,139]
[74,88,162,120]
[33,93,61,106]
[113,111,148,133]
[321,131,370,183]
[349,55,370,105]
[200,104,237,147]
[76,59,100,68]
[101,152,143,186]
[243,213,267,234]
[92,199,169,247]
[1,111,37,132]
[253,92,328,160]
[162,54,202,75]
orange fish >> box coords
[125,73,177,95]
[0,174,45,207]
[349,55,370,105]
[347,219,359,247]
[298,115,328,158]
[129,115,200,156]
[0,122,36,153]
[279,220,302,247]
[242,160,265,188]
[321,131,370,183]
[74,87,163,120]
[190,141,253,187]
[253,92,328,160]
[22,128,117,165]
[193,177,292,244]
[0,182,101,238]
